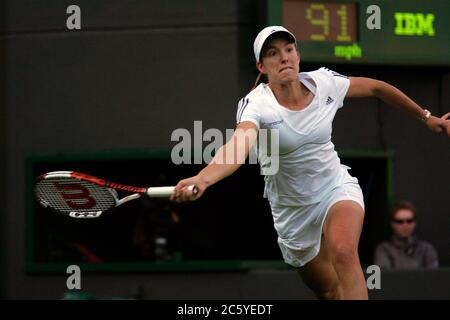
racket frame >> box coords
[33,171,195,218]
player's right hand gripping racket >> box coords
[33,171,197,218]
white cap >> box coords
[253,26,296,62]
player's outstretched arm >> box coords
[346,77,450,137]
[170,121,259,202]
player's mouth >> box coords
[279,66,293,73]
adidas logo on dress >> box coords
[326,96,334,105]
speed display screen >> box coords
[268,0,450,65]
[284,2,358,43]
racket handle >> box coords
[146,185,197,198]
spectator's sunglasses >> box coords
[392,218,415,224]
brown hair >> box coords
[251,72,265,90]
[390,200,417,221]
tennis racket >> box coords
[33,171,197,218]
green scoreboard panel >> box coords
[267,0,450,65]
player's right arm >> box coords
[170,121,258,202]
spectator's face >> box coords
[391,209,416,238]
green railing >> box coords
[25,148,394,273]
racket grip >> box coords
[146,185,197,198]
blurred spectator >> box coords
[131,198,181,261]
[374,200,439,270]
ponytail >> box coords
[251,71,267,90]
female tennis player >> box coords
[170,26,450,300]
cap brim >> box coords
[258,31,296,61]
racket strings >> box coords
[34,178,116,213]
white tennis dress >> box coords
[236,67,365,267]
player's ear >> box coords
[256,61,266,74]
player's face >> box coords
[257,38,299,84]
[391,209,416,238]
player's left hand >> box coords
[426,112,450,137]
